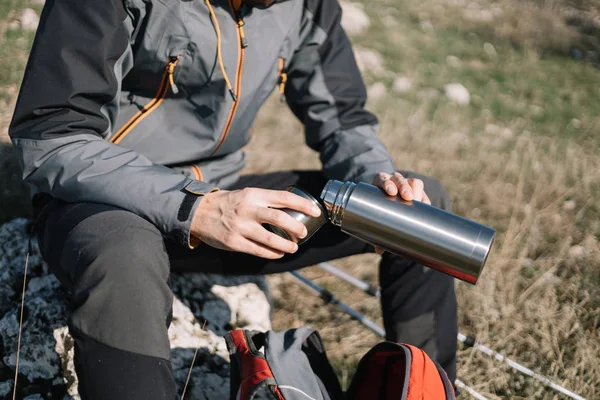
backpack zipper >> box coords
[111,56,181,145]
[210,2,247,155]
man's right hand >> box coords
[191,188,322,259]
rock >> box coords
[0,380,13,398]
[340,2,370,36]
[484,124,513,138]
[568,245,587,260]
[446,55,461,68]
[367,82,387,100]
[483,42,497,58]
[18,9,40,31]
[420,20,434,33]
[0,219,272,399]
[444,83,470,105]
[354,47,385,75]
[563,200,576,211]
[530,104,544,116]
[393,77,413,93]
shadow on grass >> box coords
[0,140,30,225]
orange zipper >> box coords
[110,56,180,145]
[210,2,246,155]
[191,165,203,180]
[278,57,287,101]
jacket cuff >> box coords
[172,180,219,249]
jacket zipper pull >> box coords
[278,58,287,102]
[237,19,248,48]
[278,72,287,102]
[168,57,180,94]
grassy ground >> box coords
[0,0,598,398]
[0,0,41,223]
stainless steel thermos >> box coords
[268,180,495,284]
[320,180,495,284]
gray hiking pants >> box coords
[35,170,457,399]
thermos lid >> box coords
[268,186,328,245]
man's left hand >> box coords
[371,172,431,254]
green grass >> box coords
[356,0,600,149]
[0,0,40,103]
[0,0,43,225]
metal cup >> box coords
[267,186,328,245]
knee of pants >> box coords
[63,211,173,359]
[398,171,452,211]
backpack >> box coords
[225,326,455,400]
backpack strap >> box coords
[225,329,285,400]
[300,330,344,400]
[265,326,341,400]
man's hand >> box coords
[191,188,322,259]
[372,172,431,255]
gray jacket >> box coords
[9,0,395,246]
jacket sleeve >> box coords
[284,0,396,184]
[8,0,215,247]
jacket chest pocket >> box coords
[112,56,182,144]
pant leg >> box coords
[37,201,176,400]
[379,171,458,382]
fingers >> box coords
[256,208,307,239]
[255,189,322,217]
[373,172,398,196]
[374,245,385,255]
[390,172,413,201]
[242,221,299,255]
[373,172,430,203]
[407,177,424,202]
[422,192,432,205]
[234,236,287,259]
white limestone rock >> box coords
[393,77,414,93]
[444,83,470,105]
[340,2,370,36]
[354,47,385,75]
[367,82,387,100]
[18,9,40,31]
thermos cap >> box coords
[268,186,328,245]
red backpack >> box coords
[225,326,455,400]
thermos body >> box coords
[320,180,495,284]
